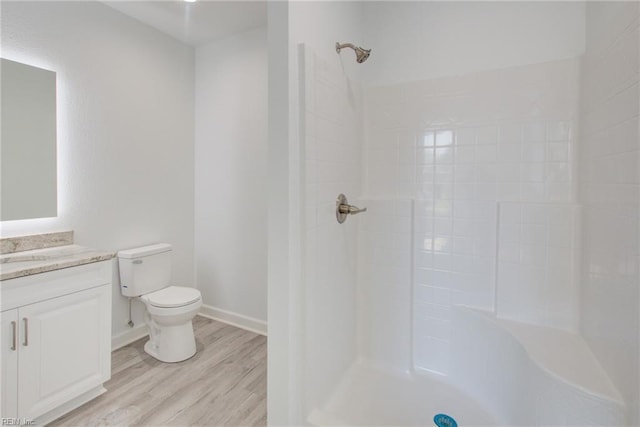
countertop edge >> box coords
[0,252,116,281]
[0,231,75,255]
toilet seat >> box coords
[143,286,201,308]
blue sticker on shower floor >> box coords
[434,413,458,427]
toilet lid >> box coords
[145,286,201,308]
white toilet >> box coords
[118,243,202,363]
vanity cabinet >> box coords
[1,310,19,419]
[1,260,112,423]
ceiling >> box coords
[103,1,267,46]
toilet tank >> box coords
[118,243,172,297]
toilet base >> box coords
[144,318,197,363]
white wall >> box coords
[266,3,293,424]
[292,2,365,419]
[497,201,581,331]
[290,1,364,82]
[301,45,363,415]
[355,0,586,377]
[579,2,639,424]
[194,27,267,327]
[358,199,413,372]
[362,1,585,86]
[0,1,195,340]
[265,2,364,423]
[363,56,582,375]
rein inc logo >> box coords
[1,419,34,426]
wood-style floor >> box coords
[50,316,267,427]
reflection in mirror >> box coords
[1,58,57,221]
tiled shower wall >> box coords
[497,202,581,331]
[358,199,412,371]
[301,46,363,412]
[579,2,639,423]
[363,57,581,374]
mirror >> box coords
[1,58,57,221]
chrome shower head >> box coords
[336,42,371,63]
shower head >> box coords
[336,42,371,63]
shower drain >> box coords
[434,413,458,427]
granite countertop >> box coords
[0,244,115,281]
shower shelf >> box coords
[451,307,626,425]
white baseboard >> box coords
[111,306,267,352]
[111,325,148,351]
[199,304,267,336]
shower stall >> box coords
[268,2,639,426]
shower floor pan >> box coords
[307,361,499,426]
[308,306,626,426]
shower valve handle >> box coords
[336,194,367,224]
[338,204,367,215]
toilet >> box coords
[118,243,202,363]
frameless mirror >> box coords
[1,58,57,221]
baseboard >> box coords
[111,325,148,351]
[111,306,267,350]
[199,304,267,336]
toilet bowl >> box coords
[118,244,202,363]
[140,286,202,362]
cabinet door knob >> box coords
[22,318,28,347]
[10,321,17,351]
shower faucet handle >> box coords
[336,193,367,224]
[338,204,367,215]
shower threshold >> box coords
[307,361,499,426]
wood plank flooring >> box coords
[49,316,267,427]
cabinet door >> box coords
[18,285,110,419]
[1,309,18,418]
